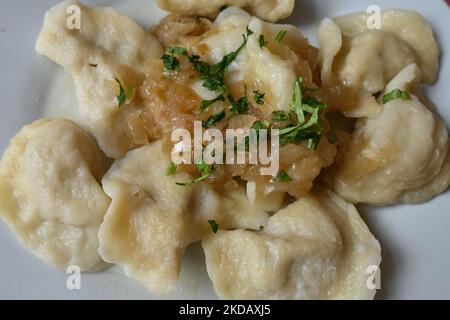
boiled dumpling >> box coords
[36,0,164,158]
[0,119,110,271]
[318,10,439,118]
[98,141,198,294]
[98,140,269,294]
[245,15,318,115]
[190,7,252,90]
[155,0,295,22]
[333,10,439,84]
[203,188,381,299]
[331,64,450,205]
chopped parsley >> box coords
[298,104,319,130]
[199,94,225,112]
[272,110,289,121]
[162,28,254,130]
[279,128,322,149]
[162,47,187,71]
[169,27,253,93]
[176,174,210,186]
[274,170,292,182]
[229,95,249,114]
[203,109,226,128]
[275,77,327,149]
[166,161,177,176]
[114,78,135,107]
[116,82,127,106]
[291,77,304,123]
[252,120,269,133]
[244,120,270,151]
[208,220,219,233]
[278,125,300,135]
[176,158,214,186]
[259,34,268,48]
[303,96,327,110]
[253,90,265,105]
[196,159,214,176]
[167,46,188,56]
[275,30,287,42]
[382,89,411,104]
[162,54,180,71]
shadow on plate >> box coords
[357,204,404,300]
[280,0,318,26]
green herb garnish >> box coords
[382,89,411,104]
[162,47,188,71]
[176,158,214,186]
[302,96,327,110]
[184,27,253,93]
[276,77,327,149]
[259,34,268,48]
[253,90,265,105]
[166,161,177,176]
[203,109,226,128]
[114,78,135,107]
[278,125,300,136]
[298,104,319,130]
[251,121,269,134]
[176,174,210,186]
[244,120,269,151]
[167,47,188,56]
[291,77,304,123]
[117,85,126,106]
[275,30,287,42]
[199,94,225,112]
[274,170,292,182]
[272,110,289,121]
[195,159,213,176]
[162,54,179,71]
[208,220,219,233]
[279,128,322,149]
[229,95,249,114]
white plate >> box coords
[0,0,449,299]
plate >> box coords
[0,0,449,299]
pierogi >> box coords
[203,189,381,299]
[36,0,164,158]
[331,64,450,205]
[0,119,110,271]
[318,10,439,118]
